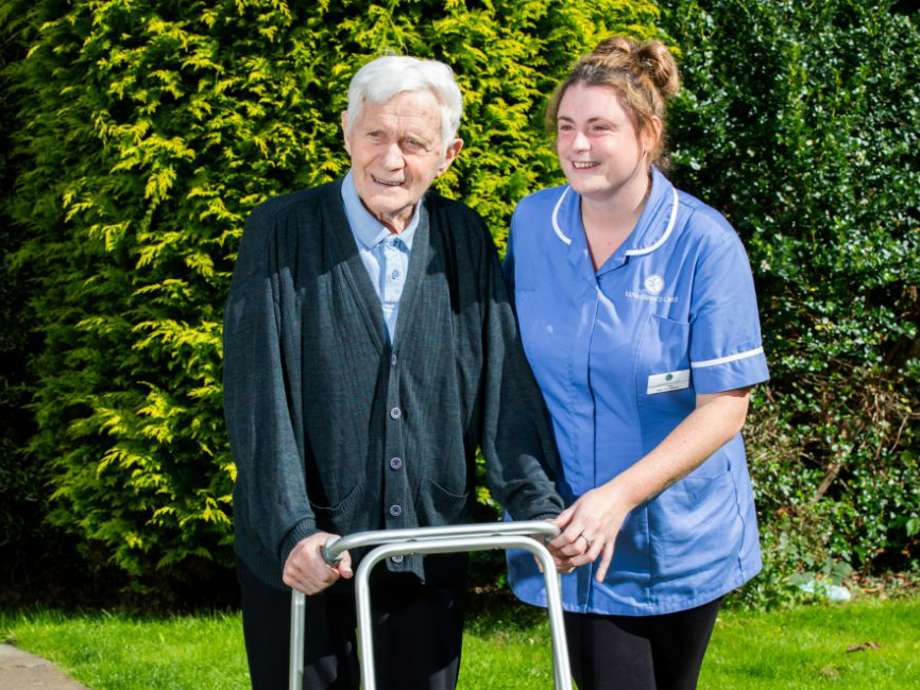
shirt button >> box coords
[389,406,401,420]
[389,504,402,517]
[390,270,400,280]
[391,353,397,367]
[389,456,403,470]
[390,555,404,564]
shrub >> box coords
[6,0,659,595]
[0,0,69,606]
[662,0,919,604]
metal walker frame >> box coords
[289,521,572,690]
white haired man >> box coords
[223,55,565,689]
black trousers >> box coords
[237,558,466,690]
[563,597,723,690]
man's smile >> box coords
[371,175,405,187]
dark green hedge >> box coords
[662,0,919,605]
[3,0,660,598]
[0,3,47,603]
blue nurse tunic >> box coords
[505,167,770,616]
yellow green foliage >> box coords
[8,0,660,587]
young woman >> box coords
[505,37,770,690]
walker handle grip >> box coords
[322,535,341,566]
[320,520,559,565]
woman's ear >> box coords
[642,116,663,160]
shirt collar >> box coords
[341,170,420,250]
[551,166,679,258]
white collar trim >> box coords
[625,187,679,256]
[550,185,680,255]
[551,186,573,245]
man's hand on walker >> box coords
[283,531,353,595]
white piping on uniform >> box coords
[625,188,680,256]
[691,346,764,369]
[551,185,680,254]
[551,186,573,245]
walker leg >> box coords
[289,590,305,690]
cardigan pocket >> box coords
[422,479,472,526]
[308,480,364,532]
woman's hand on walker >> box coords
[549,482,632,582]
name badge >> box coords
[647,369,690,395]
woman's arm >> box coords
[550,388,751,581]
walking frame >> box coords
[289,520,573,690]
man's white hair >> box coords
[345,55,463,152]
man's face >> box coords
[343,89,462,232]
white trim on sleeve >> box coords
[691,346,764,369]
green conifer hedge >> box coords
[4,0,659,593]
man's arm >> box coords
[476,224,564,521]
[223,208,348,592]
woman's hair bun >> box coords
[635,41,680,99]
[591,36,680,100]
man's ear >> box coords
[436,138,464,176]
[341,111,351,155]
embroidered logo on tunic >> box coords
[625,273,677,304]
[644,274,665,295]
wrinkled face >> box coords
[343,89,462,232]
[555,82,655,202]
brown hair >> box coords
[546,36,680,168]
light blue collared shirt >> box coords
[341,171,420,343]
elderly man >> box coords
[223,55,564,690]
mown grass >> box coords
[2,596,918,689]
[0,610,249,689]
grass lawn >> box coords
[2,596,918,689]
[0,610,250,689]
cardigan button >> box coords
[389,504,403,517]
[389,456,403,470]
[389,406,402,420]
[391,353,398,367]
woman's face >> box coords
[555,82,652,203]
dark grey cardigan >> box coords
[223,180,563,589]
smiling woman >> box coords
[554,82,653,266]
[504,36,769,690]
